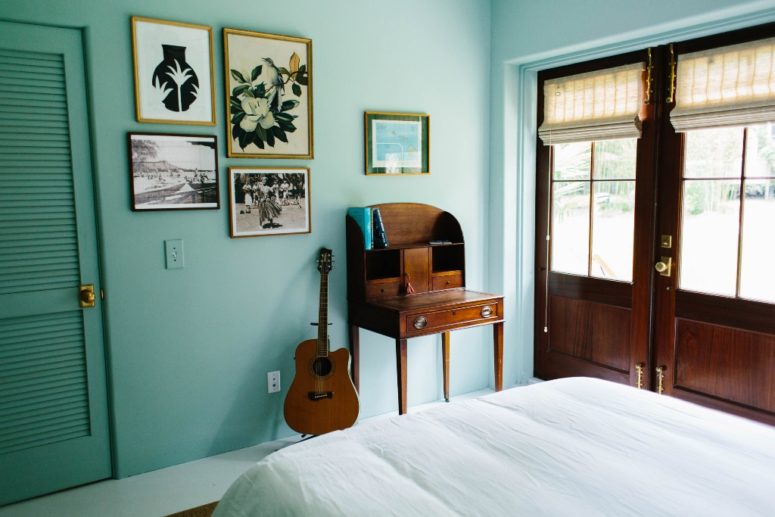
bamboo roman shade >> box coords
[539,62,645,144]
[671,37,775,131]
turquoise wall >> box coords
[0,0,492,476]
[487,0,775,389]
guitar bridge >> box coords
[308,391,334,401]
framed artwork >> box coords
[131,16,216,125]
[228,167,311,238]
[128,133,219,211]
[223,28,313,159]
[364,112,430,175]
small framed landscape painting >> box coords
[128,133,219,211]
[131,17,216,125]
[228,167,311,238]
[224,28,313,158]
[364,112,430,175]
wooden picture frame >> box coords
[128,133,219,211]
[131,17,216,125]
[364,112,430,175]
[228,167,311,237]
[223,28,313,159]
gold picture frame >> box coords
[228,166,312,238]
[131,16,216,125]
[364,111,430,175]
[223,28,313,159]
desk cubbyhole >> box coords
[365,249,401,281]
[432,244,464,274]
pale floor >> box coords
[0,388,505,517]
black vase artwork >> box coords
[152,44,199,113]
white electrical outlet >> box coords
[267,371,281,393]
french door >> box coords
[534,49,659,389]
[535,23,775,425]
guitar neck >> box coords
[317,271,329,357]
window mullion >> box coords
[735,129,748,298]
[588,142,596,276]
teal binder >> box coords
[347,207,373,250]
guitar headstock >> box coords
[317,248,333,274]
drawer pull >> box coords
[481,306,493,318]
[413,316,428,329]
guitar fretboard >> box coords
[317,271,329,357]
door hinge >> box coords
[656,366,666,395]
[666,44,676,104]
[635,362,645,389]
[645,48,655,104]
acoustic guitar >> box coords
[284,248,359,435]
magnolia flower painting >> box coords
[224,29,313,158]
[132,17,215,125]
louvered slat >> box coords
[0,250,78,264]
[0,310,89,455]
[0,239,77,251]
[0,390,84,416]
[0,334,83,357]
[1,372,85,399]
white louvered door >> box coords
[0,22,111,505]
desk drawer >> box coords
[406,301,499,335]
[366,280,401,299]
[431,271,463,291]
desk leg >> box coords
[442,331,450,402]
[493,322,504,391]
[349,324,359,392]
[396,338,407,415]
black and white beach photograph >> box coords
[128,133,219,210]
[228,167,310,238]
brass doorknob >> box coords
[654,256,672,277]
[79,284,96,308]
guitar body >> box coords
[284,339,359,435]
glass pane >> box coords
[744,123,775,178]
[593,139,637,179]
[551,182,589,275]
[591,181,635,281]
[739,180,775,303]
[683,127,744,179]
[553,142,591,180]
[679,180,740,296]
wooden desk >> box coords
[346,203,505,414]
[349,289,503,414]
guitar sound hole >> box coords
[312,357,333,377]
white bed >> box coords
[213,378,775,516]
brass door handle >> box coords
[79,284,96,308]
[654,256,672,277]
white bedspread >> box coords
[214,378,775,516]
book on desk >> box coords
[345,202,504,415]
